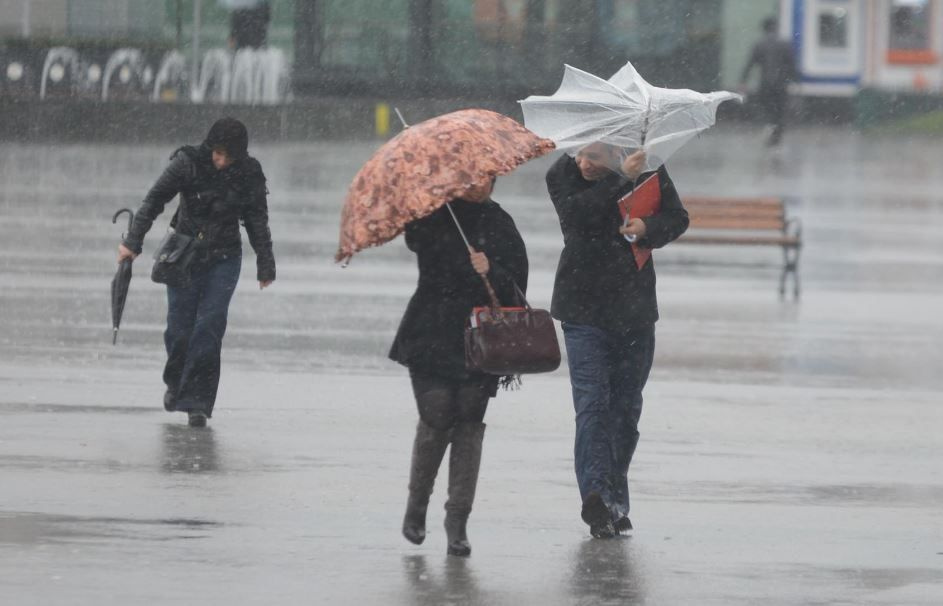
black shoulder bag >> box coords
[151,208,202,287]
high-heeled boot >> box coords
[402,420,450,545]
[444,422,486,556]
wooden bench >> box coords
[676,196,802,299]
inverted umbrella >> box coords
[519,61,741,172]
[111,208,134,345]
[336,109,554,263]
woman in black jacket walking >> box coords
[390,180,528,557]
[116,117,275,427]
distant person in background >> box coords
[739,17,798,147]
[230,0,271,50]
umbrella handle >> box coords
[445,202,503,310]
[112,208,134,235]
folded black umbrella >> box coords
[111,208,134,345]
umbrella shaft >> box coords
[444,202,502,308]
[444,202,471,249]
[393,107,409,128]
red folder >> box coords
[617,172,661,270]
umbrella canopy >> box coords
[335,108,555,262]
[519,61,741,172]
[111,208,134,345]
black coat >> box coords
[389,199,528,379]
[546,154,688,332]
[123,144,276,282]
[741,33,797,92]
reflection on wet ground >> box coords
[1,127,942,604]
[401,555,488,605]
[0,512,220,545]
[567,540,645,606]
[160,424,220,474]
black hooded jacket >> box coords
[389,199,528,379]
[546,154,688,332]
[123,143,275,282]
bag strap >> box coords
[482,276,531,314]
[511,280,532,311]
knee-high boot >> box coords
[402,420,451,545]
[444,422,486,557]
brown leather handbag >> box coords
[464,279,561,375]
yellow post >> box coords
[375,103,390,137]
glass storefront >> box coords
[295,0,723,97]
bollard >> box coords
[375,102,390,137]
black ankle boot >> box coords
[444,513,471,556]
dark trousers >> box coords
[562,322,655,521]
[164,255,241,417]
[756,86,788,144]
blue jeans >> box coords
[163,255,241,416]
[562,322,655,521]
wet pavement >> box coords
[1,125,942,604]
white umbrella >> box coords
[520,61,742,172]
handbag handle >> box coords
[511,280,532,311]
[480,275,530,315]
[481,275,503,311]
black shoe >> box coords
[187,411,207,428]
[613,516,633,534]
[590,521,615,539]
[163,390,177,412]
[581,492,615,539]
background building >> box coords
[782,0,943,96]
[291,0,727,98]
[0,0,163,39]
[4,0,941,131]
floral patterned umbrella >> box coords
[335,109,555,263]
